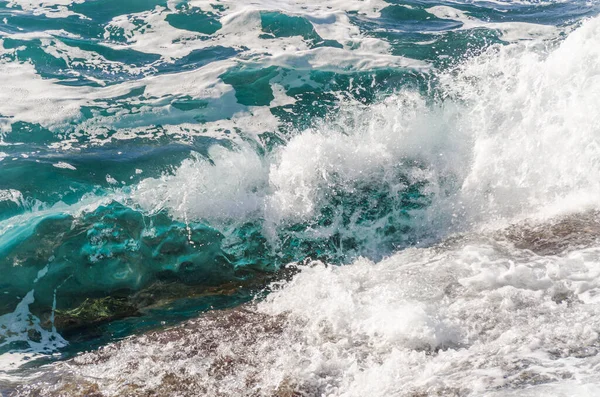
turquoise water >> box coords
[0,0,599,373]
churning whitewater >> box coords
[1,0,600,395]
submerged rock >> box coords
[502,211,600,255]
[11,307,289,397]
[50,296,140,334]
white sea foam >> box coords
[1,0,426,148]
[241,19,600,396]
[113,20,600,396]
[439,14,600,226]
[0,35,423,146]
[135,15,600,241]
[133,146,268,224]
[0,62,92,132]
[39,38,148,79]
[6,0,85,19]
[0,58,237,135]
[189,0,389,40]
[101,0,407,64]
[253,240,600,395]
[257,46,429,73]
[0,0,577,146]
[25,225,600,396]
[427,5,559,41]
[131,89,465,255]
[0,189,25,206]
[52,161,76,170]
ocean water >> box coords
[2,0,600,395]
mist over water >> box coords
[2,0,600,395]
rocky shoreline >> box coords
[7,212,600,396]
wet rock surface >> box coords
[501,211,600,256]
[8,212,600,397]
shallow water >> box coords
[1,0,600,395]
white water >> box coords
[11,13,600,397]
[32,225,600,396]
[250,16,600,395]
[132,13,600,251]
